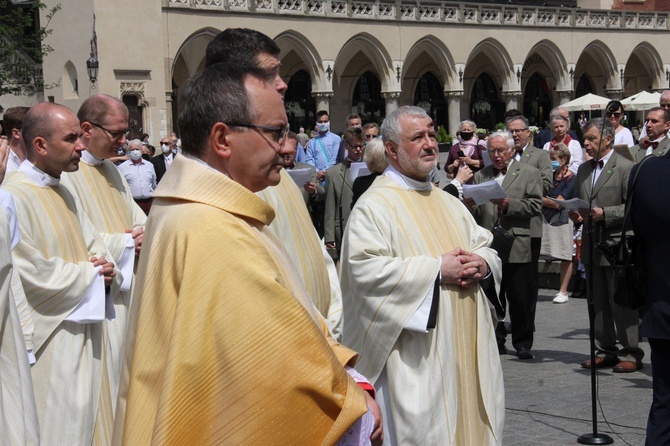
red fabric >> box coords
[356,381,375,398]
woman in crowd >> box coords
[445,120,486,182]
[540,144,577,304]
[543,114,583,174]
[606,100,635,147]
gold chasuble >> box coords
[2,170,119,446]
[114,155,367,445]
[341,175,505,446]
[0,209,39,446]
[62,157,147,411]
[256,168,343,338]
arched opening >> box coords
[470,73,503,131]
[413,72,447,127]
[285,70,315,132]
[575,75,594,98]
[352,71,383,124]
[62,61,78,100]
[123,95,144,139]
[523,73,552,127]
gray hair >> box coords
[583,118,615,142]
[549,106,568,121]
[551,114,570,127]
[128,139,143,150]
[381,106,430,144]
[363,138,388,174]
[506,115,529,128]
[487,131,515,150]
[178,63,263,157]
[459,120,476,130]
[550,143,571,164]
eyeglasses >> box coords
[487,148,508,155]
[508,128,528,134]
[606,112,622,118]
[346,143,366,150]
[660,103,670,109]
[227,123,290,145]
[365,134,378,139]
[89,121,129,140]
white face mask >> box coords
[130,150,142,161]
[161,144,171,154]
[317,122,330,133]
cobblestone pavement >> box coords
[501,290,651,446]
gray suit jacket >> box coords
[633,136,670,162]
[518,144,553,238]
[473,160,543,263]
[574,151,634,266]
[324,161,354,251]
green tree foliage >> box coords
[0,0,60,95]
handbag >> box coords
[596,156,651,310]
[490,217,515,264]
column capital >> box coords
[444,90,464,98]
[501,90,522,98]
[311,91,334,99]
[556,90,573,98]
[381,91,401,100]
[605,89,624,96]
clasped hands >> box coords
[90,256,116,286]
[440,247,488,288]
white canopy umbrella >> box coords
[621,91,661,111]
[560,93,611,112]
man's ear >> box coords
[385,140,399,161]
[81,121,94,139]
[32,137,48,156]
[210,122,233,160]
[11,128,21,140]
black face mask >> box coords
[460,132,474,141]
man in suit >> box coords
[571,118,643,372]
[629,150,670,444]
[633,107,670,162]
[471,131,543,359]
[507,115,553,303]
[324,127,364,262]
[151,136,177,183]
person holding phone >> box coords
[445,120,486,183]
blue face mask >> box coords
[551,161,561,172]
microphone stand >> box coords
[578,109,616,445]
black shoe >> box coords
[498,344,507,355]
[517,348,534,360]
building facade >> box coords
[1,0,669,140]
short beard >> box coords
[397,147,436,179]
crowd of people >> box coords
[0,27,669,446]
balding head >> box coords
[77,94,128,124]
[22,103,84,178]
[79,94,129,159]
[660,90,670,109]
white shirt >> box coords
[118,159,157,199]
[592,149,614,184]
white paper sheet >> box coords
[118,233,136,292]
[549,197,594,210]
[286,168,312,187]
[65,266,105,324]
[462,180,508,205]
[349,162,371,182]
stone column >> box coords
[382,91,401,116]
[605,89,624,100]
[312,92,333,113]
[445,90,464,136]
[556,90,573,105]
[502,91,522,112]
